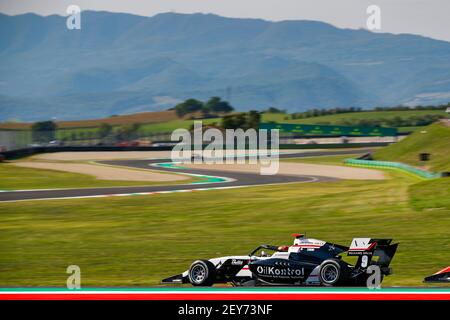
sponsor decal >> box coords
[348,251,374,256]
[231,259,244,266]
[348,238,376,255]
[256,266,304,278]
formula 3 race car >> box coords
[162,234,398,287]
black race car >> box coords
[162,234,398,287]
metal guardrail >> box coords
[344,158,441,179]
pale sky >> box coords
[1,0,449,42]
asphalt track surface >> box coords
[0,149,371,202]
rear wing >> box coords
[348,238,398,270]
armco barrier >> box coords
[344,159,441,179]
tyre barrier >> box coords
[344,158,441,179]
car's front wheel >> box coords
[188,260,216,286]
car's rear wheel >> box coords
[319,259,348,286]
[188,260,216,286]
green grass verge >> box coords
[0,169,448,287]
[374,122,450,172]
[282,154,363,165]
[262,110,447,125]
[0,163,195,190]
[409,178,450,210]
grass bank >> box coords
[374,122,450,172]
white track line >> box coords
[0,177,318,203]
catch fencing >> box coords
[0,130,32,151]
[0,129,172,152]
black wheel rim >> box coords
[321,264,339,284]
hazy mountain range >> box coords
[1,11,450,121]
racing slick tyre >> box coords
[188,260,216,286]
[319,259,349,287]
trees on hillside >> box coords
[291,107,363,119]
[116,123,141,141]
[221,111,261,130]
[174,97,234,118]
[337,114,445,127]
[289,103,450,120]
[174,99,204,117]
[31,120,57,143]
[98,123,113,139]
[264,107,286,114]
[205,97,234,113]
